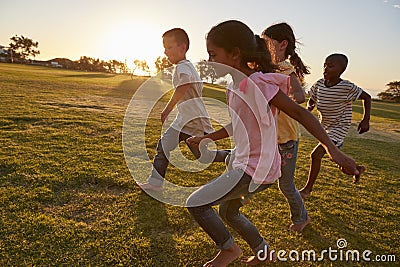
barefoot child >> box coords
[262,22,311,232]
[138,28,228,191]
[186,20,361,267]
[299,53,371,199]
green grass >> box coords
[0,63,399,266]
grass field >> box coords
[0,63,399,266]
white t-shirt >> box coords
[309,79,363,145]
[170,60,213,135]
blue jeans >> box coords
[186,169,271,252]
[148,127,230,186]
[278,140,308,224]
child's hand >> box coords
[186,136,203,147]
[307,102,315,111]
[357,119,370,134]
[307,98,315,111]
[328,148,359,176]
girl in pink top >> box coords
[186,20,361,267]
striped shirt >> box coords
[309,79,363,145]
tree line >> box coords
[1,35,399,101]
[0,35,173,75]
[377,81,400,102]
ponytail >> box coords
[289,51,310,82]
[247,35,276,73]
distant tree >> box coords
[76,56,106,72]
[132,59,141,73]
[155,56,172,73]
[154,56,172,79]
[77,56,93,71]
[142,61,150,76]
[378,81,400,102]
[92,58,103,72]
[197,59,216,84]
[132,59,150,76]
[121,59,129,74]
[116,60,129,74]
[105,60,116,73]
[9,35,40,61]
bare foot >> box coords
[203,243,242,267]
[289,216,311,232]
[241,250,276,265]
[353,165,366,184]
[136,182,163,192]
[299,189,311,199]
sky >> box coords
[1,0,399,97]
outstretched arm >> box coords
[270,90,359,175]
[357,91,371,134]
[186,123,232,147]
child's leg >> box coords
[186,170,268,266]
[187,203,240,266]
[299,144,326,198]
[219,199,270,260]
[139,127,181,190]
[277,141,310,231]
[202,243,242,267]
[186,172,242,266]
[219,197,275,265]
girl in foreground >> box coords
[186,20,360,267]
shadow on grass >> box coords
[44,102,107,110]
[63,73,116,78]
[134,190,180,265]
[302,202,395,266]
[105,79,148,99]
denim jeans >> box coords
[148,126,230,187]
[186,169,271,252]
[278,140,308,224]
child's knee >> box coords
[156,139,169,156]
[218,204,228,222]
[219,201,241,223]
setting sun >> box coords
[97,21,164,73]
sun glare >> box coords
[99,21,164,73]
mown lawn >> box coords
[0,63,399,266]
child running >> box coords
[138,28,228,191]
[262,22,311,232]
[185,20,361,267]
[299,53,371,199]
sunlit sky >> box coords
[2,0,399,96]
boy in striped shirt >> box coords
[299,53,371,199]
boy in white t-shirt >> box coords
[138,28,228,191]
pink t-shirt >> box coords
[226,72,290,184]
